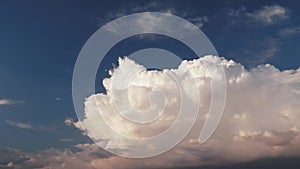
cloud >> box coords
[131,1,160,13]
[56,97,62,101]
[0,144,113,169]
[184,16,208,28]
[98,2,207,30]
[59,138,74,142]
[231,37,280,66]
[247,5,289,24]
[228,6,247,17]
[1,144,299,169]
[0,99,23,106]
[72,55,300,167]
[6,120,33,130]
[225,5,292,66]
[278,27,300,37]
[6,120,55,132]
[229,5,289,25]
[103,12,201,36]
[0,99,13,105]
[2,56,299,169]
[64,117,74,126]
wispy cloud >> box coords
[184,15,208,28]
[229,5,289,25]
[232,37,280,66]
[59,138,74,142]
[247,5,289,25]
[278,26,300,37]
[6,120,33,130]
[97,1,208,29]
[225,5,292,65]
[0,99,24,106]
[6,120,55,132]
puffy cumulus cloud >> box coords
[3,56,299,169]
[73,55,300,168]
[64,117,74,126]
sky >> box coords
[0,0,300,168]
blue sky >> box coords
[0,0,300,168]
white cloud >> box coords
[0,99,13,105]
[64,117,74,126]
[3,56,300,169]
[6,120,33,130]
[103,12,200,36]
[0,99,23,105]
[98,2,207,31]
[73,55,300,167]
[6,120,55,132]
[229,5,289,25]
[247,5,289,24]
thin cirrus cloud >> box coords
[6,120,56,132]
[98,2,208,29]
[6,120,34,130]
[229,4,289,25]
